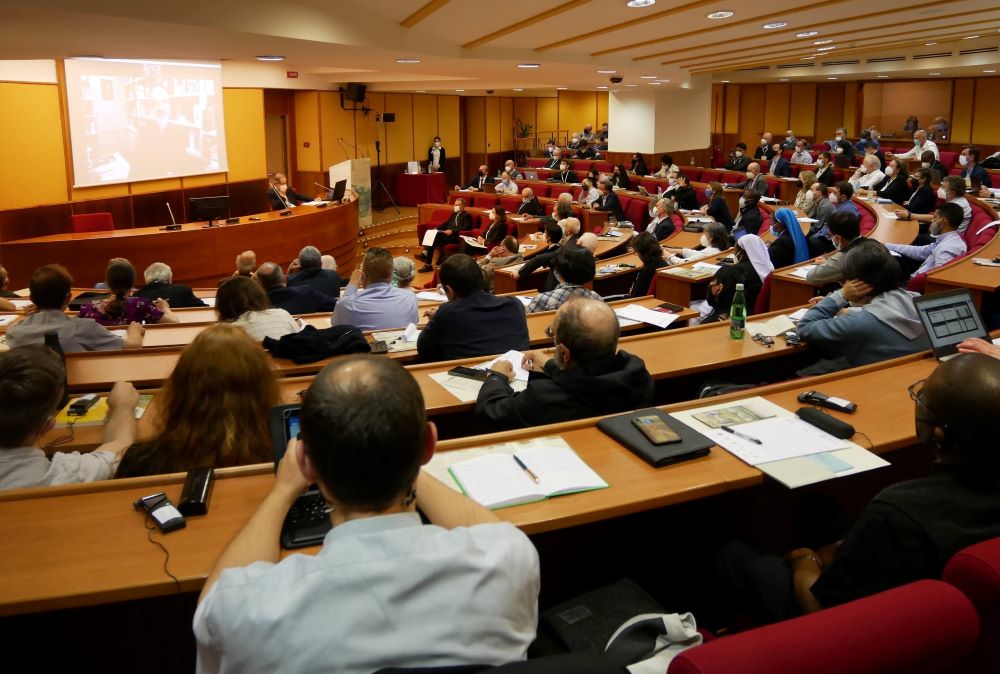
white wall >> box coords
[652,76,712,152]
[608,90,656,154]
[0,60,57,83]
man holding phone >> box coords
[475,298,654,429]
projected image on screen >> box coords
[64,58,228,187]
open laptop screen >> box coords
[913,289,989,360]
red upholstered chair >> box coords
[721,171,745,184]
[639,178,660,193]
[472,194,498,209]
[992,174,1000,189]
[531,184,550,198]
[694,187,709,206]
[700,169,722,183]
[594,161,614,173]
[71,212,114,234]
[939,151,958,168]
[948,167,962,176]
[811,143,828,152]
[448,193,463,204]
[549,185,574,200]
[684,168,703,182]
[764,178,779,198]
[416,208,454,245]
[527,158,547,168]
[906,207,996,294]
[758,159,769,173]
[752,273,772,315]
[667,580,979,674]
[944,536,1000,671]
[857,205,877,236]
[624,198,649,230]
[499,197,520,213]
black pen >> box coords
[720,425,763,445]
[512,455,540,483]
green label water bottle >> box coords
[730,282,746,340]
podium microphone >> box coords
[337,137,351,161]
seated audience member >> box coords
[526,246,601,313]
[321,255,337,271]
[796,244,928,375]
[646,198,677,241]
[577,178,599,206]
[781,130,797,151]
[7,265,142,351]
[667,221,730,265]
[234,250,257,277]
[630,153,649,176]
[497,160,522,181]
[795,171,817,214]
[495,171,519,195]
[830,181,860,218]
[790,141,813,165]
[670,174,700,211]
[814,152,836,187]
[767,207,810,268]
[0,346,137,490]
[559,216,582,247]
[0,264,18,311]
[806,212,866,286]
[654,155,679,178]
[726,163,767,194]
[456,164,494,192]
[891,129,940,161]
[547,159,574,183]
[886,202,967,279]
[516,188,545,216]
[476,298,655,430]
[848,154,885,191]
[592,179,625,222]
[960,146,989,188]
[134,262,207,308]
[609,164,632,191]
[725,143,751,172]
[898,175,971,233]
[875,158,910,206]
[267,172,311,210]
[580,123,595,141]
[576,232,598,255]
[575,139,599,160]
[79,258,178,326]
[629,232,667,297]
[767,143,791,177]
[217,276,299,342]
[715,353,1000,622]
[732,189,763,239]
[754,133,774,159]
[332,248,419,331]
[700,181,735,230]
[467,207,509,254]
[897,168,938,245]
[512,221,563,291]
[544,149,564,170]
[417,255,529,362]
[806,183,837,255]
[288,246,342,298]
[194,356,539,673]
[256,262,336,315]
[479,236,523,293]
[544,140,557,158]
[418,197,473,272]
[704,235,771,323]
[116,325,279,478]
[392,257,417,289]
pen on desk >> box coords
[721,425,763,445]
[512,455,540,484]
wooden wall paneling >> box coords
[385,93,415,164]
[293,91,321,173]
[724,84,740,135]
[763,84,791,139]
[972,78,1000,146]
[318,91,356,170]
[411,94,439,162]
[356,93,384,164]
[815,85,846,145]
[711,84,724,134]
[514,98,537,137]
[71,196,134,230]
[842,82,858,136]
[0,83,68,211]
[536,98,558,138]
[789,83,817,139]
[221,89,267,183]
[500,97,514,152]
[263,89,294,116]
[131,190,184,229]
[485,96,501,159]
[597,92,609,128]
[0,203,71,245]
[437,95,461,181]
[464,97,486,156]
[737,85,765,146]
[558,91,599,139]
[227,179,270,217]
[951,78,975,146]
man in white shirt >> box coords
[790,140,814,165]
[0,345,138,490]
[849,154,886,190]
[495,171,519,195]
[194,356,540,674]
[577,178,599,205]
[891,130,940,161]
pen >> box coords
[721,425,763,445]
[512,455,540,484]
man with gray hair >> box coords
[133,261,206,308]
[256,262,335,315]
[321,255,337,271]
[234,251,256,277]
[288,245,343,299]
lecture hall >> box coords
[2,1,1000,672]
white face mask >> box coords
[668,178,677,186]
[930,218,944,236]
[453,204,461,213]
[760,138,768,146]
[835,136,843,142]
[921,162,931,169]
[746,171,753,179]
[817,159,825,167]
[885,166,894,177]
[489,211,497,221]
[914,139,923,147]
[734,151,743,158]
[959,155,969,166]
[832,236,842,251]
[700,234,710,247]
[738,197,747,209]
[938,187,948,199]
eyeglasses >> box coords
[752,333,774,348]
[544,324,554,338]
[907,378,926,405]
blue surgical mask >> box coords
[705,187,713,197]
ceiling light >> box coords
[925,42,937,46]
[597,70,617,74]
[625,84,639,87]
[640,75,658,79]
[656,79,671,83]
[721,80,730,83]
[395,58,420,64]
[596,85,609,89]
[627,0,656,7]
[513,88,523,92]
[415,90,427,93]
[929,72,941,76]
[801,56,816,60]
[255,55,284,62]
[454,89,464,92]
[707,10,734,19]
[763,21,788,29]
[779,78,789,81]
[877,75,889,79]
[827,77,838,80]
[649,81,663,85]
[517,63,540,68]
[963,35,980,39]
[817,46,836,51]
[984,69,997,73]
[813,39,833,45]
[557,86,568,90]
[796,31,819,38]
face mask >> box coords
[832,236,842,251]
[930,218,944,236]
[786,136,793,141]
[915,139,923,147]
[738,197,746,209]
[959,155,969,166]
[700,234,710,247]
[885,166,894,177]
[817,159,825,167]
[560,165,568,171]
[835,147,844,154]
[669,178,677,186]
[434,142,441,148]
[835,136,843,142]
[746,171,753,179]
[760,138,768,146]
[705,187,713,198]
[734,151,743,158]
[453,204,461,213]
[489,211,497,221]
[938,187,948,199]
[921,162,930,169]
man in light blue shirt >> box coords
[195,356,540,674]
[886,202,967,278]
[331,247,418,331]
[831,181,861,217]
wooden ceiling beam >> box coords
[401,0,452,29]
[462,0,592,49]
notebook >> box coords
[913,289,988,360]
[597,408,712,467]
[270,403,331,549]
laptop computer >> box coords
[913,289,989,361]
[270,403,332,549]
[524,170,539,180]
[329,178,347,203]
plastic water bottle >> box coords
[729,283,746,340]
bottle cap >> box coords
[735,283,744,290]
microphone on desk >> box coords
[161,202,181,231]
[337,137,351,161]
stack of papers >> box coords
[478,350,530,382]
[460,235,487,249]
[201,297,216,307]
[664,266,714,279]
[789,265,817,279]
[692,262,721,275]
[429,368,527,403]
[9,299,31,309]
[797,217,819,224]
[745,314,796,337]
[416,290,448,303]
[0,315,17,327]
[615,304,679,329]
[973,258,1000,267]
[514,295,535,307]
[788,307,810,321]
[373,323,421,353]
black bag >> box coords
[263,324,370,363]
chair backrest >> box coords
[499,197,521,214]
[684,168,703,183]
[764,178,779,198]
[944,535,1000,671]
[624,198,649,229]
[472,195,499,209]
[939,151,958,168]
[699,169,722,184]
[526,158,547,168]
[963,203,997,252]
[858,205,877,237]
[70,212,114,234]
[549,185,574,200]
[667,580,979,674]
[594,161,614,173]
[752,273,772,315]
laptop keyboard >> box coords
[281,491,332,549]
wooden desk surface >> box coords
[0,350,939,616]
[923,215,1000,306]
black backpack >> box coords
[263,324,370,363]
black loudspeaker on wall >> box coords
[381,112,396,123]
[344,82,366,103]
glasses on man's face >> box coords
[544,324,554,338]
[907,378,927,405]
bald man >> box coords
[576,232,598,254]
[890,129,940,161]
[726,162,767,194]
[716,353,1000,623]
[560,216,581,246]
[255,262,335,315]
[234,251,257,277]
[476,298,655,429]
[516,188,544,217]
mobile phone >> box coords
[797,390,857,413]
[655,301,684,314]
[369,340,389,354]
[631,414,682,445]
[68,393,100,416]
[133,492,186,533]
[448,366,489,381]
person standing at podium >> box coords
[427,136,446,173]
[268,173,311,210]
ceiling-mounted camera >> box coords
[486,89,495,94]
[610,76,623,84]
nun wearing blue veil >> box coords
[767,207,810,268]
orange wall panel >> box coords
[437,95,461,157]
[972,78,1000,146]
[597,92,609,127]
[293,91,320,172]
[950,79,974,145]
[537,98,558,137]
[356,92,384,162]
[789,83,816,138]
[318,91,356,168]
[500,97,514,151]
[485,96,501,154]
[464,96,486,155]
[738,85,765,145]
[815,85,845,144]
[411,94,438,161]
[385,93,414,164]
[724,84,740,135]
[763,84,790,139]
[514,98,536,137]
[559,91,598,138]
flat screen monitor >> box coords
[330,179,347,203]
[189,195,229,226]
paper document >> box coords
[429,371,526,403]
[880,210,898,220]
[201,297,216,307]
[788,307,810,321]
[0,315,16,327]
[415,290,448,302]
[760,197,779,203]
[603,229,624,238]
[615,304,679,329]
[515,295,534,306]
[693,415,848,465]
[745,314,796,338]
[421,229,439,247]
[501,263,526,274]
[460,235,487,249]
[797,217,818,224]
[10,299,31,309]
[789,265,817,279]
[519,244,537,252]
[372,329,418,353]
[109,329,128,340]
[973,258,1000,267]
[691,262,721,275]
[479,350,530,382]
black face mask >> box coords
[480,170,487,176]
